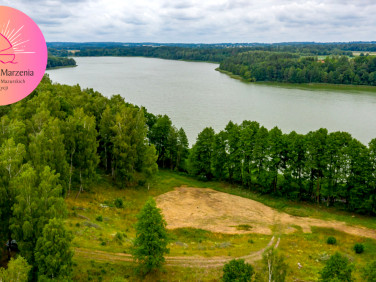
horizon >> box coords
[46,41,376,45]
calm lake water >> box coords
[47,57,376,146]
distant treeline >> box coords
[72,46,253,63]
[47,55,76,69]
[219,51,376,85]
[188,122,376,215]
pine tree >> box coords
[132,198,169,275]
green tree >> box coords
[262,248,288,282]
[225,121,242,184]
[240,121,260,188]
[99,105,115,174]
[212,130,229,180]
[0,138,26,241]
[306,128,328,204]
[320,252,353,282]
[142,144,158,189]
[29,117,69,195]
[189,127,215,179]
[222,259,254,282]
[64,108,99,196]
[11,165,66,265]
[111,106,149,186]
[149,115,172,167]
[0,256,31,282]
[369,139,376,214]
[176,127,189,171]
[35,218,73,279]
[132,198,169,275]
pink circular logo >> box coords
[0,6,47,105]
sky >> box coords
[2,0,376,43]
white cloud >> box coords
[2,0,376,42]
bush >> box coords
[327,236,337,245]
[320,252,353,282]
[114,198,124,208]
[354,243,364,254]
[96,215,103,222]
[222,259,254,282]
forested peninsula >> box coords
[47,55,76,69]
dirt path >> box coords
[156,186,376,239]
[75,236,278,268]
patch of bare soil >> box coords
[156,186,376,239]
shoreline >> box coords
[46,65,77,70]
[215,67,376,93]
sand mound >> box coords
[156,186,376,239]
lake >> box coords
[46,57,376,146]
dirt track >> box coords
[75,236,278,268]
[156,186,376,239]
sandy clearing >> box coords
[155,186,376,239]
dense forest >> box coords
[219,51,376,85]
[73,46,253,63]
[46,55,76,69]
[188,122,376,215]
[0,75,188,279]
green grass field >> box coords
[68,170,376,281]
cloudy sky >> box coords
[2,0,376,43]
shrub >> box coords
[327,236,337,245]
[96,215,103,222]
[320,252,353,282]
[354,243,364,254]
[222,259,254,282]
[114,198,124,208]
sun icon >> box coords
[0,19,35,64]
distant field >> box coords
[68,170,376,281]
[352,51,376,56]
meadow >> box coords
[67,170,376,281]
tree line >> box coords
[47,55,76,69]
[219,51,376,85]
[72,46,253,63]
[188,121,376,215]
[0,75,188,279]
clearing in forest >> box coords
[156,186,376,239]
